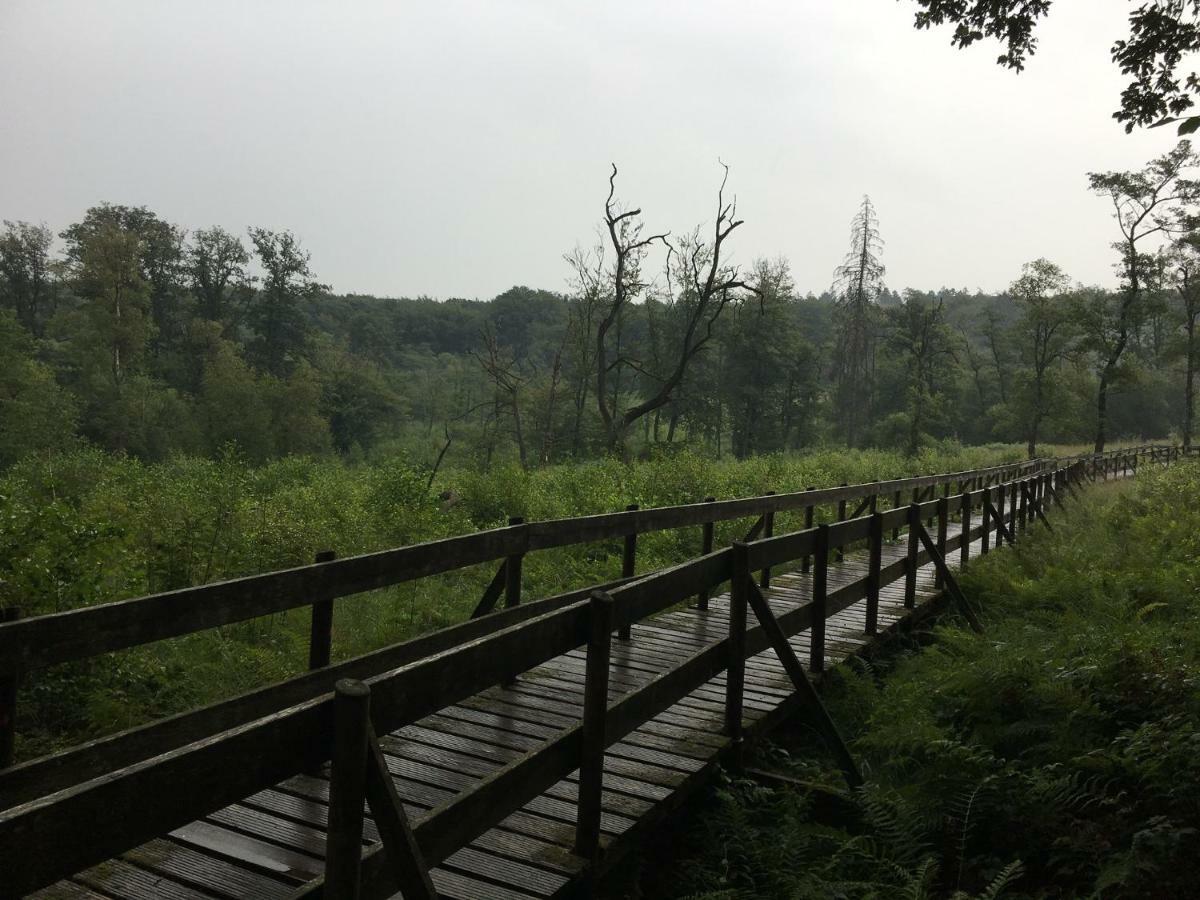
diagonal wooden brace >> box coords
[365,726,438,899]
[745,580,863,788]
[1033,503,1054,532]
[743,514,766,542]
[470,560,507,619]
[984,494,1015,545]
[913,521,985,634]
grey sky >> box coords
[0,0,1178,300]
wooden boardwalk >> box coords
[30,523,973,900]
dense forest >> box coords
[3,145,1197,479]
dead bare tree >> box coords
[473,324,529,469]
[576,162,749,453]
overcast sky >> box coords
[0,1,1180,300]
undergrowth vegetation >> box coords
[3,441,1043,760]
[623,461,1200,899]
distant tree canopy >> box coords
[908,0,1200,132]
[1,146,1198,475]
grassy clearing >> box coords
[613,461,1200,899]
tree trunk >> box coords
[1186,309,1196,452]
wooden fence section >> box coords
[0,445,1181,899]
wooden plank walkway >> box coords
[28,520,985,900]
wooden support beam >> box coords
[984,493,1015,545]
[801,489,815,573]
[0,606,18,769]
[724,543,749,743]
[904,504,919,609]
[365,728,437,899]
[865,512,882,636]
[745,581,862,789]
[760,492,776,589]
[618,504,638,640]
[697,497,716,611]
[504,516,525,610]
[326,679,371,899]
[575,591,614,858]
[912,517,985,634]
[469,559,507,619]
[811,525,829,670]
[308,551,338,671]
[836,485,848,562]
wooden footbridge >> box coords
[0,446,1180,899]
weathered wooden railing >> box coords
[0,445,1179,898]
[0,452,1065,775]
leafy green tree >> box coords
[61,204,185,352]
[0,311,78,465]
[188,226,250,326]
[1086,141,1200,450]
[886,291,957,456]
[907,1,1200,132]
[246,228,322,376]
[0,221,54,335]
[1008,260,1076,459]
[1165,229,1200,451]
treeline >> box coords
[2,146,1197,473]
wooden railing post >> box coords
[960,490,973,571]
[811,524,829,672]
[618,505,638,640]
[835,484,848,562]
[575,591,614,859]
[0,606,19,769]
[760,492,776,589]
[801,487,815,573]
[980,487,991,555]
[866,512,883,636]
[1010,481,1020,536]
[326,679,372,899]
[308,550,337,671]
[1018,479,1029,534]
[697,497,715,611]
[725,542,750,741]
[935,497,948,588]
[892,489,902,540]
[998,482,1010,545]
[504,516,525,610]
[904,504,920,609]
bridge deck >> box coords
[31,523,981,900]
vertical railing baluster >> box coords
[760,491,776,589]
[725,542,750,740]
[326,679,371,900]
[801,487,815,573]
[811,524,829,671]
[308,550,337,671]
[866,512,882,636]
[0,606,19,770]
[504,516,525,610]
[618,505,637,640]
[575,591,614,858]
[935,496,948,589]
[892,489,902,540]
[960,489,972,571]
[904,504,920,609]
[697,496,715,611]
[835,484,848,562]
